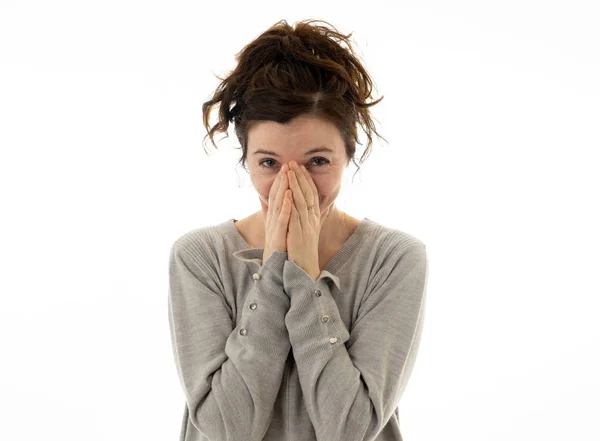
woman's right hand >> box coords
[261,164,292,264]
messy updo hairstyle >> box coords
[201,19,388,182]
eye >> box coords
[311,157,330,167]
[259,157,330,169]
[259,159,277,168]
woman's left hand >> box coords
[286,161,328,281]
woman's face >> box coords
[246,115,349,214]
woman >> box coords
[168,19,428,441]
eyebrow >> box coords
[252,147,334,157]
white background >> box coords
[1,1,599,440]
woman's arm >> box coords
[168,240,290,441]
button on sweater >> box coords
[167,217,428,441]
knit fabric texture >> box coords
[168,217,428,441]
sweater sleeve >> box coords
[282,242,428,441]
[167,241,291,441]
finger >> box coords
[296,166,316,207]
[275,168,288,215]
[288,168,310,228]
[289,199,299,234]
[268,169,282,206]
[271,166,289,236]
[266,169,283,225]
[278,190,291,229]
[301,166,321,216]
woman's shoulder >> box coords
[363,217,426,258]
[170,219,233,261]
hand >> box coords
[261,164,292,264]
[286,161,328,281]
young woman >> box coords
[168,18,428,441]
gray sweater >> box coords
[168,217,428,441]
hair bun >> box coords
[201,19,387,182]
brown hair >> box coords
[201,19,388,182]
